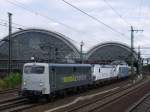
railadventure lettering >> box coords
[63,75,87,83]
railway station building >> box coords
[0,29,80,70]
[0,29,138,71]
[86,42,138,65]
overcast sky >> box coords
[0,0,150,57]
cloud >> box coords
[0,0,150,56]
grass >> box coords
[0,73,22,91]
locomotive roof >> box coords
[24,63,91,67]
[48,63,91,67]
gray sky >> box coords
[0,0,150,57]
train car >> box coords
[115,64,129,78]
[21,63,92,98]
[92,64,117,82]
[21,62,130,100]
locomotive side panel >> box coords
[117,65,129,78]
[49,64,92,92]
[92,65,117,82]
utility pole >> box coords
[130,26,143,79]
[80,41,84,63]
[8,12,12,75]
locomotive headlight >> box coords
[23,81,26,85]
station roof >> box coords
[0,29,80,62]
[86,42,138,63]
[0,29,138,64]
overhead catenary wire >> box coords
[5,0,84,35]
[0,22,22,30]
[5,0,136,48]
[102,0,131,26]
[0,18,27,28]
[0,17,81,46]
[135,47,150,49]
[141,54,150,55]
[0,0,149,58]
[5,0,100,46]
[7,0,130,43]
[61,0,128,38]
[0,20,81,46]
[0,18,81,46]
[5,0,105,46]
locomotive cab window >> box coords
[24,66,45,74]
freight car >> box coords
[21,62,129,100]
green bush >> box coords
[0,79,6,90]
[0,73,22,90]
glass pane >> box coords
[24,66,45,74]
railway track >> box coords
[46,78,149,112]
[0,96,39,112]
[0,88,19,94]
[128,92,150,112]
[70,80,149,112]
